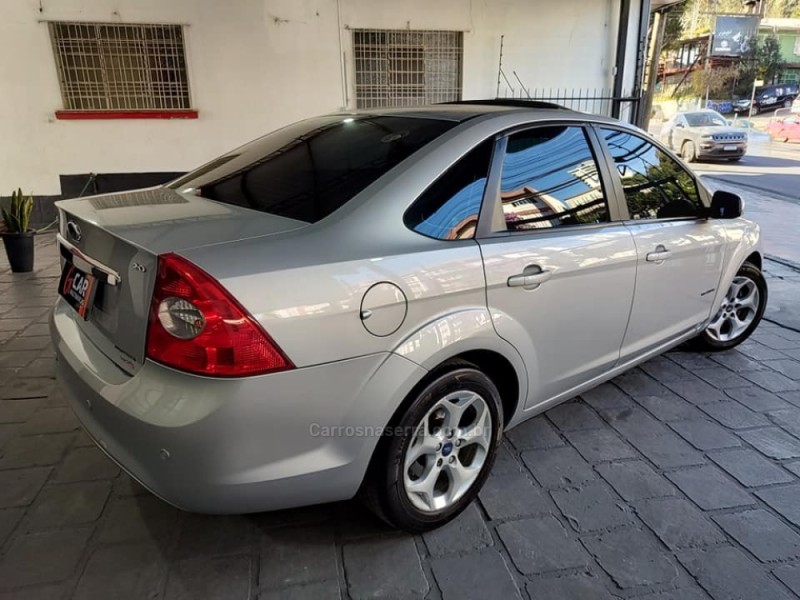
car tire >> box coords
[681,141,697,163]
[727,157,742,162]
[360,361,503,532]
[784,99,792,109]
[692,262,767,351]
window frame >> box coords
[592,124,710,223]
[48,20,197,120]
[475,121,627,239]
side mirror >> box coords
[709,190,742,219]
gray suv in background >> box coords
[662,110,748,162]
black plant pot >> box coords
[1,231,35,273]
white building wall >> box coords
[0,0,644,196]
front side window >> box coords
[405,141,493,240]
[498,126,609,231]
[49,22,190,111]
[600,128,702,220]
[171,115,456,223]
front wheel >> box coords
[784,99,792,109]
[693,262,767,351]
[360,363,503,532]
[681,141,697,163]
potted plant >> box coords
[1,188,35,273]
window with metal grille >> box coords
[49,21,191,111]
[353,29,463,109]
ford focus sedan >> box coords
[51,101,767,532]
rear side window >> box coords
[170,115,455,223]
[405,141,493,240]
[498,126,609,231]
[600,128,702,220]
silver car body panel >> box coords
[51,104,763,513]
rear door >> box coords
[596,127,727,361]
[477,124,637,408]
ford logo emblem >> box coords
[66,221,82,243]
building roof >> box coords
[760,18,800,32]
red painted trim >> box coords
[55,109,198,120]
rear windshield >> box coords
[170,115,456,223]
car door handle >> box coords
[507,268,552,288]
[646,247,672,262]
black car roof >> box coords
[342,99,577,123]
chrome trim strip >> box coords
[57,233,121,286]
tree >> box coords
[756,34,784,82]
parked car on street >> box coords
[51,100,767,531]
[661,109,748,162]
[767,115,800,142]
[732,83,800,114]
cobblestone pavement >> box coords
[2,235,800,599]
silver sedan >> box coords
[51,101,766,531]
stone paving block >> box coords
[0,433,72,469]
[0,584,66,600]
[727,385,792,412]
[550,480,634,533]
[662,378,726,405]
[0,527,92,587]
[755,333,800,351]
[596,460,676,501]
[52,446,120,483]
[111,472,150,497]
[422,503,492,557]
[698,400,769,429]
[492,443,524,475]
[679,546,793,600]
[546,401,604,431]
[739,427,800,459]
[756,485,800,527]
[73,542,167,600]
[342,536,428,600]
[478,470,554,520]
[521,446,595,488]
[97,495,179,543]
[0,507,23,546]
[667,352,719,371]
[773,564,800,598]
[0,378,54,400]
[255,503,334,533]
[635,497,726,550]
[0,398,40,423]
[580,383,635,411]
[635,394,702,422]
[431,549,521,600]
[741,369,800,393]
[258,581,342,600]
[666,466,755,510]
[626,431,706,469]
[2,336,52,352]
[711,351,769,373]
[583,528,680,589]
[497,515,589,574]
[260,525,337,589]
[614,368,670,397]
[782,390,800,408]
[738,341,789,361]
[20,407,80,435]
[634,586,712,600]
[693,367,751,389]
[768,408,800,438]
[598,406,668,439]
[765,359,800,380]
[525,575,616,600]
[640,357,693,382]
[174,514,254,559]
[0,467,50,508]
[506,416,563,451]
[0,318,33,333]
[329,503,390,542]
[21,481,110,533]
[164,556,251,600]
[713,509,800,563]
[709,448,794,487]
[669,418,742,450]
[24,358,56,379]
[17,323,50,338]
[0,424,16,451]
[563,427,637,463]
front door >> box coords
[478,125,637,408]
[597,127,727,361]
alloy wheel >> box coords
[706,275,760,342]
[403,390,492,513]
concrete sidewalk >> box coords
[2,235,800,599]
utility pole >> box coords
[641,8,667,131]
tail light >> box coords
[146,253,293,377]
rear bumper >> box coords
[51,299,425,513]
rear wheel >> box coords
[361,363,503,532]
[681,141,697,163]
[784,99,792,109]
[693,262,767,351]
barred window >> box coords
[48,22,191,111]
[353,30,463,109]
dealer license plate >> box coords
[723,145,737,151]
[59,262,97,319]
